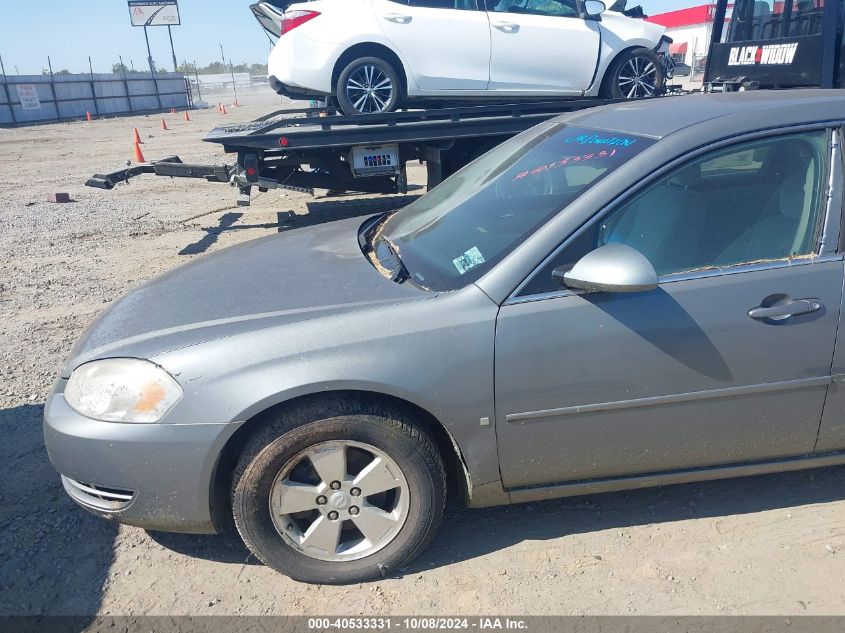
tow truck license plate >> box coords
[351,144,399,177]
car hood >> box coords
[61,216,429,377]
[601,9,665,45]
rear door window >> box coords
[394,0,480,8]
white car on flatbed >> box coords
[254,0,669,114]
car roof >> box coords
[561,89,845,140]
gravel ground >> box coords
[1,89,845,618]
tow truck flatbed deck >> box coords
[88,98,624,203]
[203,99,617,151]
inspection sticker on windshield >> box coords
[453,247,486,275]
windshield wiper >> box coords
[381,237,411,284]
[358,213,411,284]
[359,212,390,253]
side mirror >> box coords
[553,243,658,293]
[583,0,606,18]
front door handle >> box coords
[383,13,412,23]
[748,298,822,321]
[492,21,520,32]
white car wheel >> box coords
[603,48,664,100]
[336,57,401,115]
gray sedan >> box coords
[45,90,845,584]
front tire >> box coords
[232,400,446,584]
[602,47,664,100]
[336,56,401,115]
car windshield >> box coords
[374,123,655,291]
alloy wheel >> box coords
[269,440,410,561]
[345,65,394,114]
[617,56,658,99]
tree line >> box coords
[36,60,269,76]
[110,61,268,76]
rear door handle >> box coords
[383,13,412,23]
[748,298,822,320]
[492,21,520,32]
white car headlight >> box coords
[65,358,183,423]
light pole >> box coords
[143,26,162,109]
[219,43,238,105]
[229,59,239,105]
[167,25,178,73]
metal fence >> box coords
[0,71,190,125]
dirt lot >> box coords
[2,89,845,617]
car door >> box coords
[494,128,843,489]
[373,0,491,91]
[485,0,600,92]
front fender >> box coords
[152,286,503,496]
[589,13,666,94]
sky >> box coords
[0,0,698,76]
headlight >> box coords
[65,358,183,423]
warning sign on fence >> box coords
[16,84,41,111]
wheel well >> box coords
[209,390,469,533]
[599,45,663,93]
[331,43,408,95]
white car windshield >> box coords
[377,122,655,290]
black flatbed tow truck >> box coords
[703,0,842,92]
[86,0,844,204]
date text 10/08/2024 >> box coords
[307,617,529,630]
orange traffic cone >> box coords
[183,110,191,122]
[132,128,143,144]
[160,117,169,131]
[133,141,146,163]
[222,105,228,115]
[86,111,93,122]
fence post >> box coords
[47,56,60,122]
[0,54,15,124]
[193,60,202,104]
[88,56,99,117]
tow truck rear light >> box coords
[281,10,320,36]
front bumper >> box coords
[43,386,242,534]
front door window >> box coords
[520,129,829,295]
